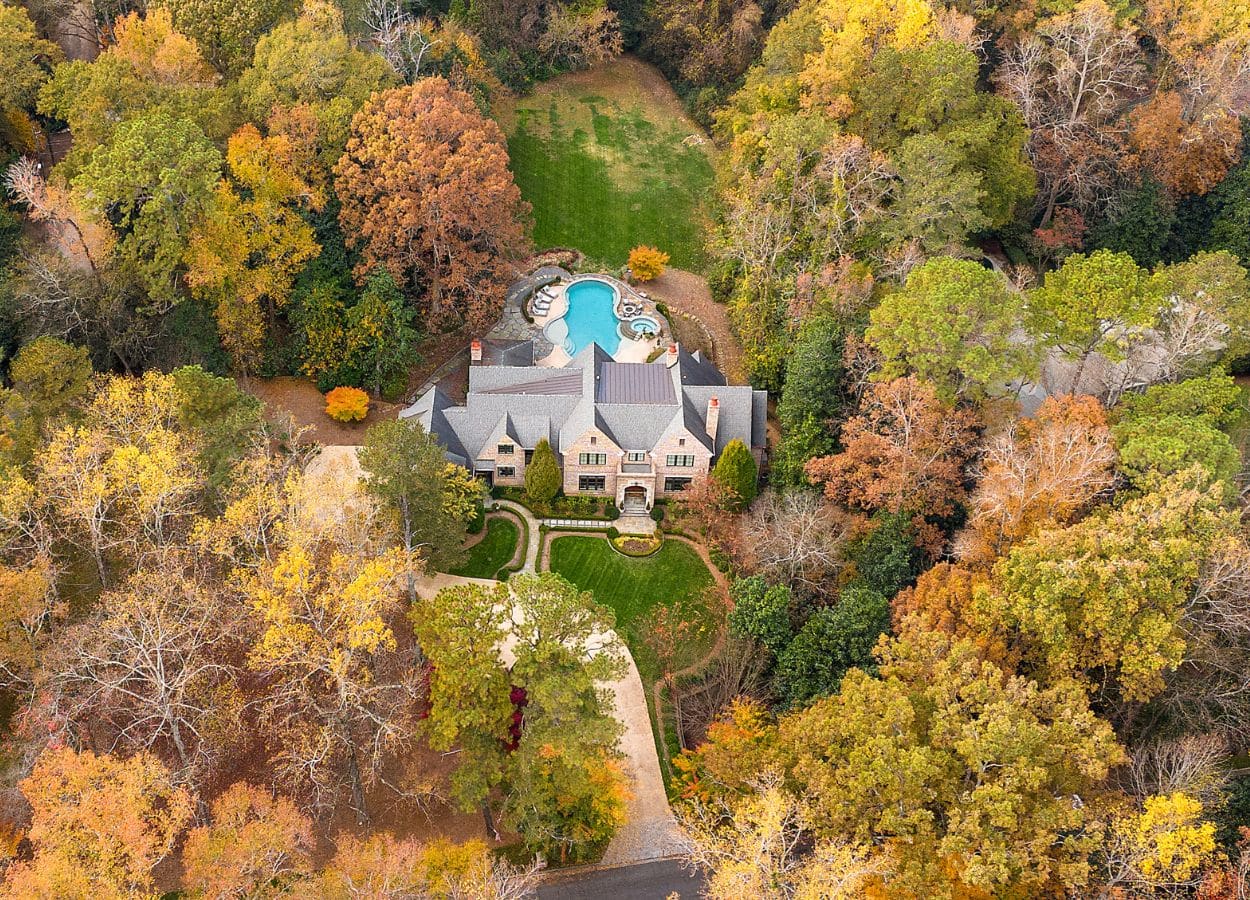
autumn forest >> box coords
[1,0,1250,896]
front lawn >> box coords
[546,535,718,682]
[498,57,716,270]
[452,517,519,579]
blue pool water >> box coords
[560,279,621,355]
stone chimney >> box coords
[470,339,482,364]
[666,342,679,367]
[706,396,720,445]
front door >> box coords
[622,485,647,513]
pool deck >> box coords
[532,281,661,366]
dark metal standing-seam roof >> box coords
[597,363,677,404]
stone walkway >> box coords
[493,499,541,572]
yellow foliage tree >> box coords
[186,124,321,370]
[628,245,670,282]
[1103,792,1219,892]
[244,542,416,823]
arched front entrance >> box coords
[622,484,648,513]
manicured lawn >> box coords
[452,517,519,579]
[547,535,719,682]
[498,57,716,270]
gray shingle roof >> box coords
[399,341,765,465]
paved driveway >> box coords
[538,860,704,899]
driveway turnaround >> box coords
[538,859,704,899]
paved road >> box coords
[538,859,704,899]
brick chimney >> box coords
[706,396,720,445]
[470,339,482,364]
[666,342,679,367]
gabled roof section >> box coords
[671,346,726,389]
[398,385,469,465]
[478,370,583,395]
[653,399,714,453]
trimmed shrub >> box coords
[324,386,369,422]
[467,500,486,535]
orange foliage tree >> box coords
[891,562,1014,667]
[805,376,979,549]
[1,747,193,900]
[1128,91,1244,198]
[957,394,1117,565]
[181,782,313,898]
[334,77,531,330]
[324,385,369,422]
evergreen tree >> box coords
[525,438,561,504]
[774,316,846,485]
[711,439,758,509]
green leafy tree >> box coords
[1026,249,1164,391]
[711,439,757,510]
[986,475,1239,703]
[410,582,513,813]
[295,275,351,390]
[780,631,1124,897]
[71,111,222,311]
[37,8,229,159]
[503,573,628,862]
[1088,177,1177,267]
[880,133,989,255]
[0,337,92,464]
[727,576,793,655]
[773,583,889,707]
[359,419,478,581]
[238,0,395,165]
[151,0,296,74]
[774,316,846,485]
[0,3,61,121]
[525,438,561,505]
[170,365,262,500]
[1113,414,1240,500]
[344,270,419,398]
[1116,373,1246,429]
[844,509,923,598]
[848,40,1035,230]
[867,257,1035,400]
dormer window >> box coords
[497,443,514,455]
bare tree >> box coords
[997,0,1147,221]
[363,0,436,82]
[737,490,853,597]
[680,635,771,748]
[47,564,247,782]
[1126,734,1228,805]
[4,158,110,282]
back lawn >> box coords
[452,517,520,579]
[546,535,719,683]
[497,56,716,271]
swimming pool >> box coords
[553,278,621,356]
